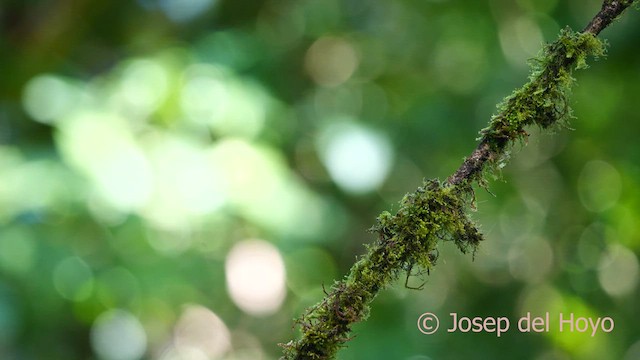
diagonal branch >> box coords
[448,0,637,187]
[280,2,637,359]
[583,0,637,35]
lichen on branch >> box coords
[281,2,636,359]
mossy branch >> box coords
[280,2,637,359]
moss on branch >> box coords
[447,29,605,187]
[481,29,603,142]
[281,3,636,359]
[281,180,481,359]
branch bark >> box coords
[583,0,636,35]
[281,2,637,359]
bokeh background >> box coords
[1,0,639,359]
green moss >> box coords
[281,27,606,360]
[281,179,482,359]
[478,29,604,175]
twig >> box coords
[583,0,636,35]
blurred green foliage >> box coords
[0,0,639,359]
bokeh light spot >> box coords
[113,59,169,119]
[208,139,328,239]
[508,237,554,283]
[22,74,82,124]
[52,256,94,301]
[517,284,564,320]
[317,120,393,194]
[171,305,231,359]
[577,223,607,269]
[57,113,154,212]
[598,244,639,297]
[146,227,193,256]
[499,16,543,68]
[142,133,227,231]
[96,267,140,308]
[305,37,359,87]
[90,309,147,360]
[577,160,622,212]
[225,239,286,316]
[180,65,266,138]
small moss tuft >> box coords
[477,29,604,178]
